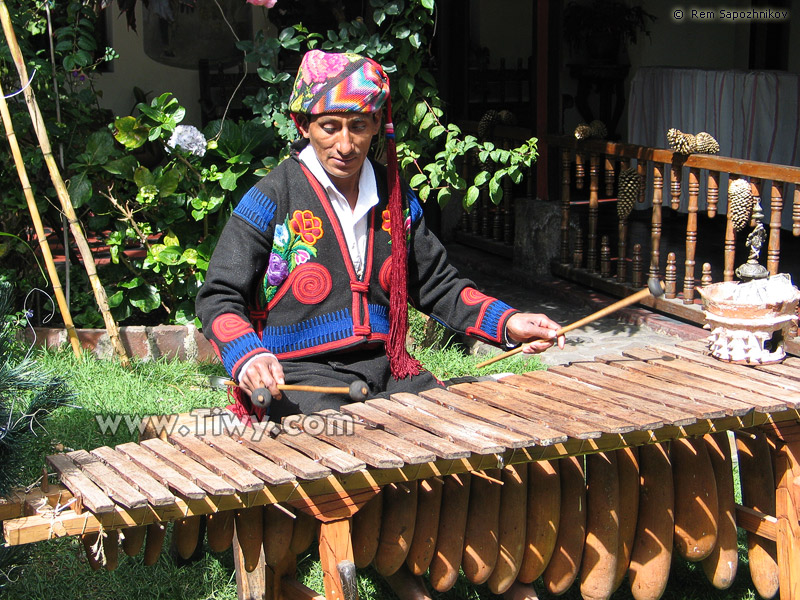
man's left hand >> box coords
[506,312,565,354]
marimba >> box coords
[4,340,800,600]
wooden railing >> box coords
[539,134,800,329]
[453,123,535,257]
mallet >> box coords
[476,278,665,369]
[217,378,370,410]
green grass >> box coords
[1,345,762,600]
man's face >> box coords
[297,112,381,186]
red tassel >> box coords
[384,96,421,379]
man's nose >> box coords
[336,129,354,155]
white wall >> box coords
[95,4,273,126]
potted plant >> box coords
[563,0,656,64]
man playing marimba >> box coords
[196,49,564,426]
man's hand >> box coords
[506,312,565,354]
[238,353,285,400]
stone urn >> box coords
[697,274,800,364]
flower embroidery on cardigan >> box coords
[260,210,324,305]
[290,209,324,244]
[381,208,411,243]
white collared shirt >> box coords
[298,144,380,279]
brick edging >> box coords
[26,325,219,362]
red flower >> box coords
[290,210,324,244]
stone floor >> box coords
[445,243,709,368]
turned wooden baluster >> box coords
[470,154,481,235]
[665,252,677,299]
[604,157,615,197]
[649,163,664,287]
[794,186,800,237]
[526,162,534,199]
[723,177,738,282]
[573,228,584,269]
[459,157,470,232]
[701,263,713,287]
[481,186,492,238]
[617,217,628,283]
[707,171,719,217]
[632,243,644,287]
[560,149,572,264]
[767,182,783,275]
[500,139,512,244]
[575,153,585,190]
[670,162,683,210]
[600,235,611,278]
[587,153,600,272]
[682,167,700,304]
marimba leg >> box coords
[764,421,800,600]
[736,432,780,600]
[233,526,267,600]
[318,518,358,600]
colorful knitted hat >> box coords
[290,50,420,379]
[288,50,389,115]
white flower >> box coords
[167,125,207,157]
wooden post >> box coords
[575,153,585,190]
[617,216,628,282]
[761,422,800,600]
[0,79,81,358]
[707,171,719,217]
[649,163,664,286]
[682,167,700,304]
[318,519,356,600]
[670,162,682,210]
[665,252,677,299]
[587,153,599,272]
[767,182,783,275]
[560,149,571,264]
[600,236,611,278]
[233,526,267,600]
[0,1,130,367]
[793,186,800,237]
[723,205,737,283]
[604,157,615,197]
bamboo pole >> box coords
[0,80,82,358]
[0,0,129,367]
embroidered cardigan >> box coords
[195,153,519,380]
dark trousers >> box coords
[265,348,444,421]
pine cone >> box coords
[478,110,499,141]
[497,110,517,126]
[667,128,696,154]
[589,120,608,139]
[574,123,592,140]
[694,131,720,154]
[728,179,753,232]
[617,167,641,219]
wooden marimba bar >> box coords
[4,341,800,600]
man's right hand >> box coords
[238,353,285,401]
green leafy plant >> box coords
[67,92,274,326]
[242,0,538,208]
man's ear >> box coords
[294,114,311,138]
